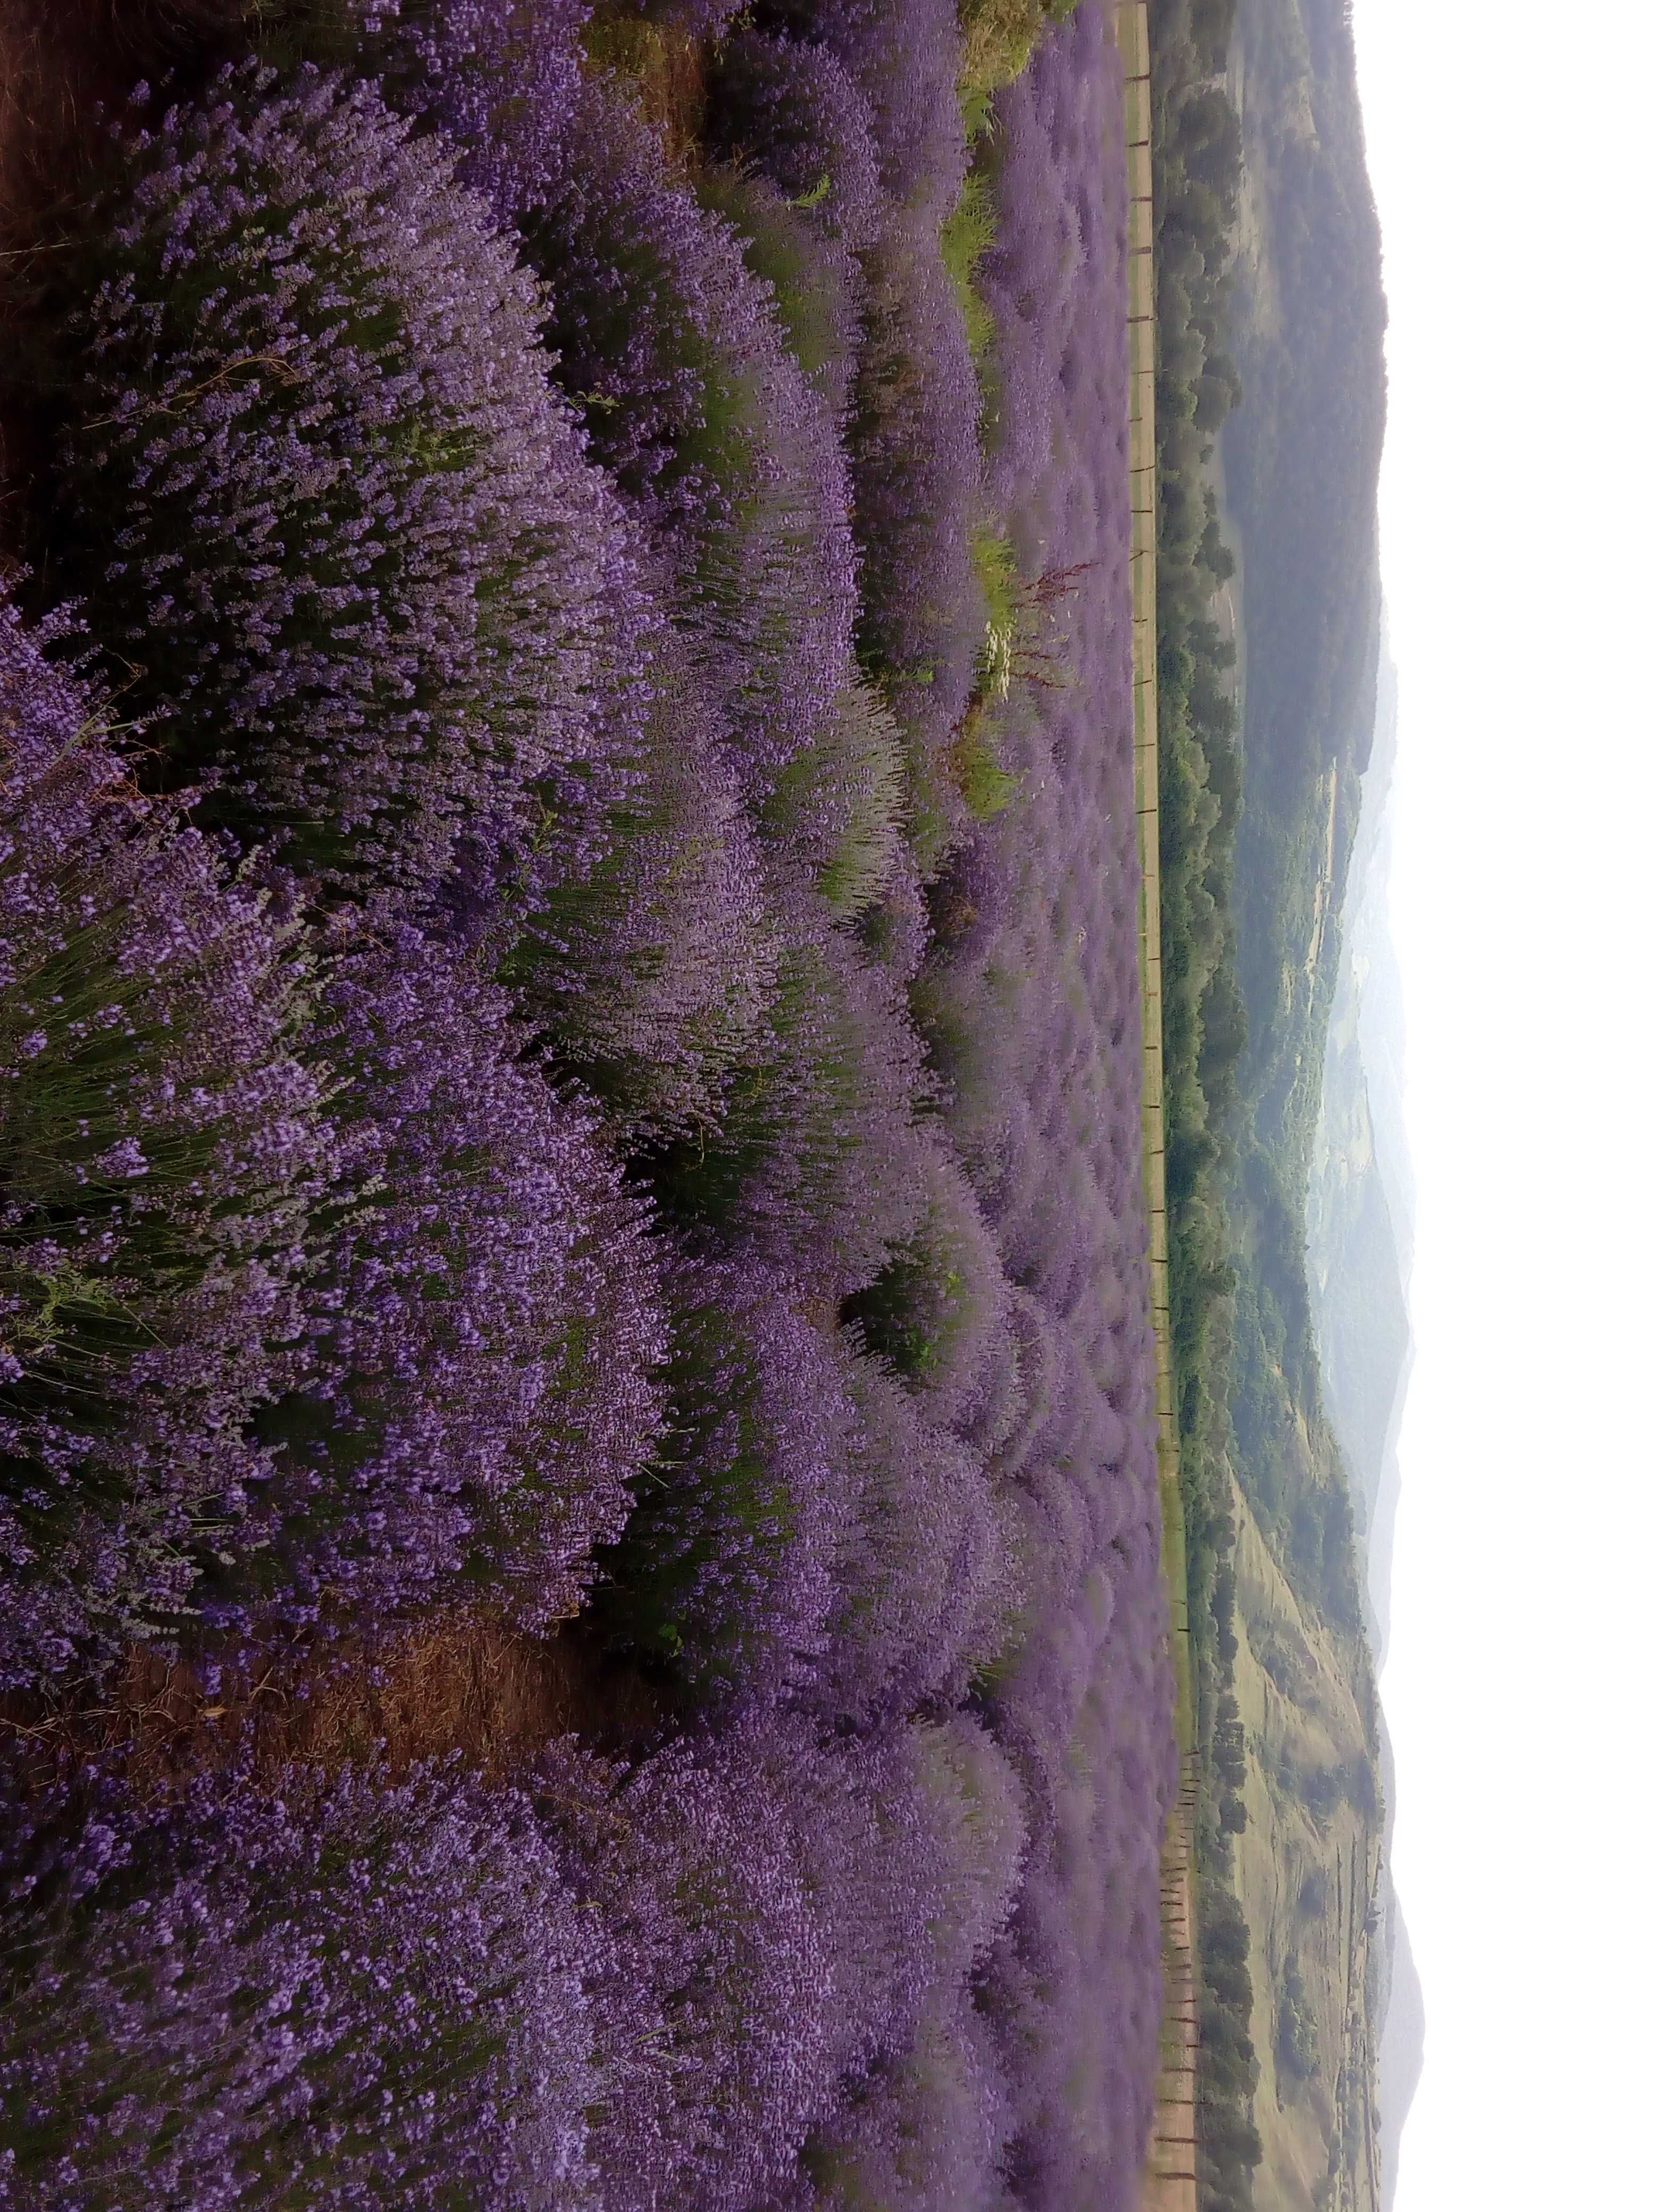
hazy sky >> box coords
[1350,2,1659,2202]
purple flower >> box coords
[0,1757,604,2205]
[600,1242,858,1695]
[850,228,986,834]
[706,32,884,253]
[534,1706,1025,2210]
[649,900,935,1299]
[501,630,782,1140]
[376,5,859,789]
[248,921,667,1632]
[759,675,907,920]
[0,599,330,1687]
[843,1144,1013,1430]
[814,1352,1021,1731]
[41,62,653,903]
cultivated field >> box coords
[0,5,1174,2207]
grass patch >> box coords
[958,0,1081,137]
[940,168,998,362]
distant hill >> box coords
[1308,637,1423,2207]
[1377,1871,1426,2209]
[1210,2,1398,2208]
[1149,2,1404,2204]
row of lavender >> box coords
[0,2,1169,2204]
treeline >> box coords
[1147,3,1262,2208]
[1196,1876,1265,2212]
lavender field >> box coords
[0,3,1171,2204]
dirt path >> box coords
[0,1614,672,1812]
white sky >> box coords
[1350,2,1659,2202]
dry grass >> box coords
[0,1,238,237]
[580,6,708,170]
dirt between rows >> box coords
[0,1614,673,1813]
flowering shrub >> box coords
[535,1705,1024,2211]
[618,0,746,30]
[861,841,933,983]
[849,229,985,847]
[534,1721,847,2211]
[842,1144,1011,1430]
[39,62,649,902]
[0,1758,602,2206]
[502,633,780,1139]
[794,1986,1016,2211]
[649,908,934,1297]
[0,9,1177,2207]
[962,17,1175,2199]
[749,0,969,229]
[705,32,884,253]
[598,1245,857,1696]
[979,1284,1065,1471]
[733,2,985,853]
[693,164,863,425]
[380,6,858,787]
[0,606,329,1686]
[759,675,906,920]
[814,1353,1019,1730]
[250,924,666,1630]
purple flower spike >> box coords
[0,1758,604,2205]
[252,922,667,1631]
[602,1242,858,1696]
[0,599,330,1686]
[45,61,653,903]
[377,6,859,789]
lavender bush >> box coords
[0,605,329,1687]
[249,923,666,1631]
[849,228,986,851]
[616,0,746,30]
[502,632,781,1139]
[843,1146,1012,1430]
[378,5,858,790]
[704,32,884,254]
[759,675,906,921]
[650,907,934,1299]
[738,0,985,853]
[750,0,969,229]
[36,63,651,904]
[599,1244,857,1697]
[959,14,1176,2200]
[792,1986,1017,2211]
[0,1758,601,2206]
[0,6,1177,2205]
[693,164,863,427]
[535,1721,850,2211]
[535,1707,1025,2212]
[814,1353,1019,1731]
